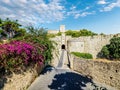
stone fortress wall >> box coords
[48,25,120,59]
[47,30,59,34]
[67,35,114,58]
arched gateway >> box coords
[61,44,65,49]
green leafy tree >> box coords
[0,18,25,39]
[100,45,110,59]
[79,29,97,36]
[57,32,62,36]
[65,30,73,36]
[109,37,120,59]
[65,29,97,37]
[47,34,56,38]
[100,33,105,36]
[26,26,47,37]
[13,28,26,38]
[26,26,54,64]
[100,37,120,60]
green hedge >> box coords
[71,52,93,59]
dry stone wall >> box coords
[73,57,120,90]
[1,64,44,90]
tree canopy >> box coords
[65,29,97,37]
[99,37,120,60]
[0,18,26,39]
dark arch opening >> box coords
[61,44,65,49]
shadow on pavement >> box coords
[48,72,107,90]
[40,65,54,75]
[48,72,92,90]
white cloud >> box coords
[85,7,90,10]
[70,5,76,10]
[80,12,94,17]
[74,11,95,19]
[1,0,119,25]
[101,0,120,11]
[68,5,95,19]
[67,10,80,16]
[74,14,80,19]
[0,0,65,25]
[2,0,10,4]
[98,0,107,4]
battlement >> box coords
[47,30,59,34]
[48,25,66,34]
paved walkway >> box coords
[57,50,69,69]
[28,50,116,90]
[57,50,65,68]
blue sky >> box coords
[0,0,120,34]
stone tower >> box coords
[60,25,65,33]
[60,25,66,49]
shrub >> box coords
[57,32,62,36]
[47,34,56,38]
[109,37,120,59]
[65,29,97,37]
[65,30,74,36]
[47,32,61,38]
[100,45,110,59]
[12,26,54,64]
[71,52,93,59]
[99,37,120,60]
[0,41,45,71]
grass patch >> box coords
[71,52,93,59]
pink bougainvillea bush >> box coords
[0,40,45,71]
